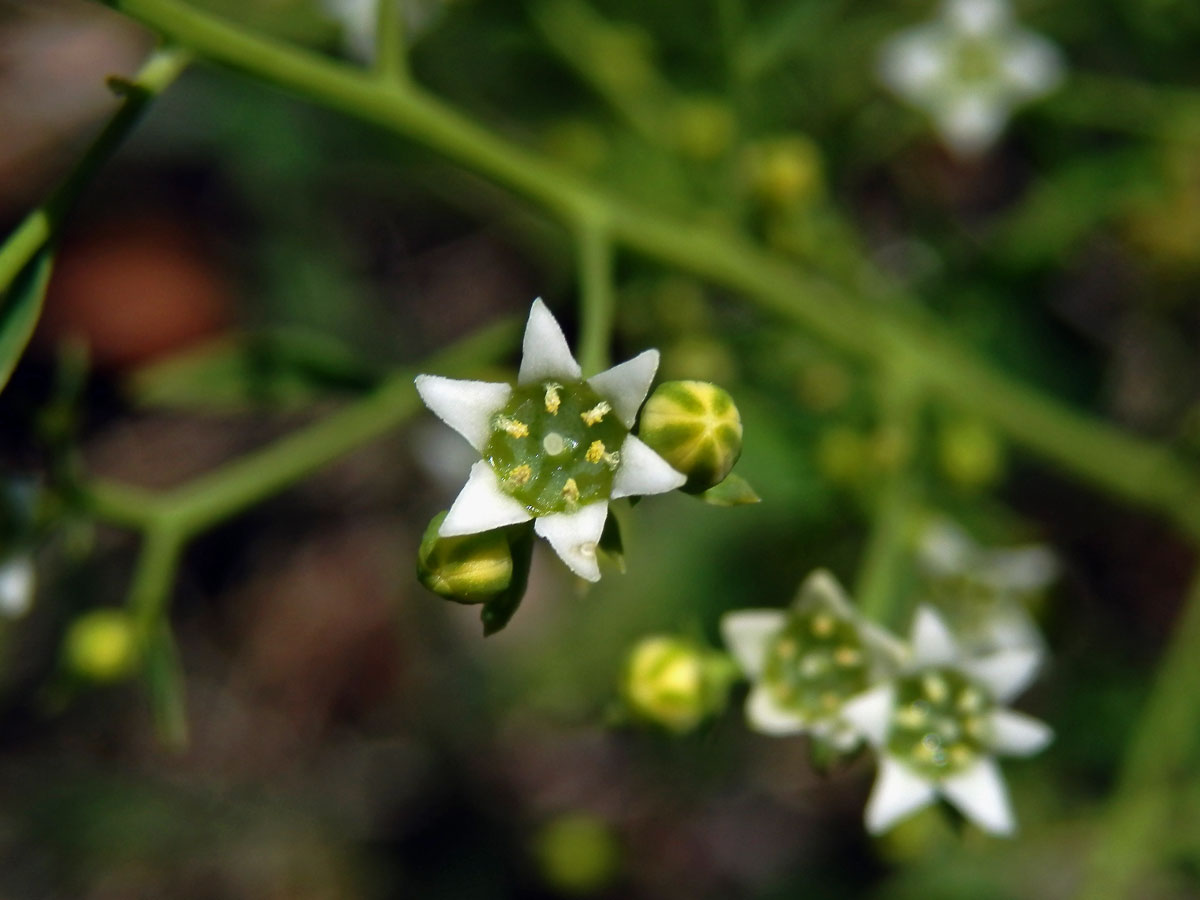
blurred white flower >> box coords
[842,605,1051,836]
[0,554,34,619]
[320,0,447,63]
[917,515,1056,655]
[878,0,1064,157]
[721,570,904,751]
[415,298,685,582]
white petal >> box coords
[910,605,959,666]
[414,375,511,453]
[534,502,608,582]
[587,350,659,427]
[745,683,807,735]
[988,709,1053,757]
[945,0,1007,37]
[917,517,975,577]
[440,461,533,536]
[980,545,1058,594]
[939,757,1015,835]
[879,29,948,97]
[1001,34,1063,97]
[961,647,1041,704]
[865,756,937,834]
[518,298,581,385]
[840,684,896,747]
[795,569,854,618]
[860,622,910,668]
[610,435,686,499]
[0,556,34,618]
[937,95,1008,158]
[720,610,787,677]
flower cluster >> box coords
[722,570,1051,835]
[878,0,1064,158]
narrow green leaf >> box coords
[0,250,53,395]
[699,472,761,507]
[127,328,381,412]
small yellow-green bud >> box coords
[532,813,620,895]
[417,512,513,604]
[638,381,743,493]
[745,136,823,210]
[815,426,868,486]
[937,418,1006,491]
[63,609,139,682]
[673,96,736,161]
[620,636,732,734]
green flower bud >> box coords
[620,635,733,734]
[745,136,823,210]
[673,96,736,161]
[63,609,140,682]
[937,418,1005,491]
[637,381,743,493]
[533,813,620,895]
[417,512,514,604]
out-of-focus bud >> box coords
[62,609,140,682]
[638,381,743,493]
[673,96,736,161]
[815,425,868,486]
[620,635,734,734]
[937,418,1005,490]
[532,813,620,896]
[417,512,513,604]
[745,135,823,210]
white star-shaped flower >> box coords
[415,298,686,582]
[878,0,1064,157]
[842,605,1052,836]
[917,516,1056,655]
[721,570,905,751]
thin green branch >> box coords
[575,217,615,376]
[1081,566,1200,898]
[374,0,409,86]
[0,46,190,296]
[854,371,922,629]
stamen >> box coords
[833,646,861,666]
[811,613,835,637]
[894,703,927,729]
[544,382,562,415]
[586,440,606,463]
[922,673,949,704]
[508,464,532,486]
[561,478,580,504]
[495,415,529,438]
[581,401,612,426]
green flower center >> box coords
[952,38,1002,84]
[887,667,994,777]
[763,610,872,722]
[484,380,628,515]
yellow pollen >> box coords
[922,674,949,704]
[581,401,612,426]
[496,416,529,438]
[561,478,580,504]
[586,440,606,463]
[811,613,835,637]
[544,383,561,414]
[948,744,974,767]
[833,646,861,666]
[894,703,927,729]
[508,464,532,486]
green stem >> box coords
[854,372,922,629]
[576,216,615,376]
[85,315,519,537]
[1080,566,1200,898]
[374,0,409,86]
[0,46,190,295]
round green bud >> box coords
[417,512,513,604]
[815,426,868,486]
[621,635,730,734]
[673,96,736,161]
[63,609,140,682]
[638,381,743,493]
[745,136,823,210]
[533,813,620,895]
[937,419,1005,491]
